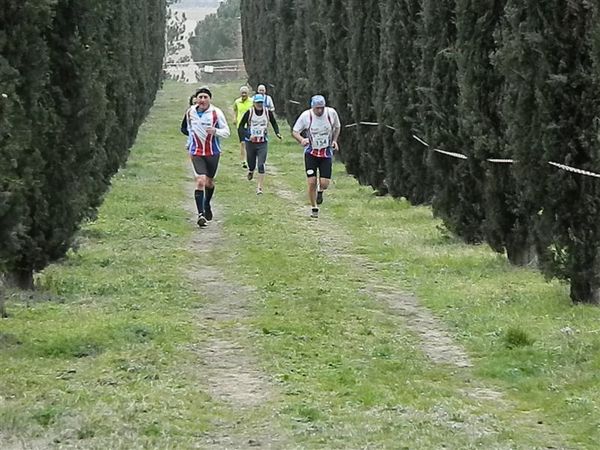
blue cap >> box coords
[311,95,326,108]
[253,94,265,103]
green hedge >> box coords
[0,0,166,287]
[241,0,600,304]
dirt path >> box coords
[183,196,287,449]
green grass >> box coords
[267,126,600,449]
[1,81,599,449]
[0,84,223,449]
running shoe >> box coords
[247,171,254,181]
[197,214,208,227]
[256,187,263,195]
[242,161,248,169]
[310,208,319,219]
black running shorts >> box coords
[191,154,220,179]
[237,128,247,143]
[304,153,333,179]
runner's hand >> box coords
[332,141,339,152]
[276,133,282,140]
[301,138,310,147]
[207,127,217,136]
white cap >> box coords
[311,95,326,108]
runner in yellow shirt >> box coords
[233,86,253,169]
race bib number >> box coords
[250,127,266,138]
[312,133,330,149]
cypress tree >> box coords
[419,0,485,243]
[345,0,384,191]
[496,1,600,303]
[304,0,327,94]
[284,0,311,125]
[377,0,430,202]
[241,0,258,84]
[0,1,54,287]
[454,0,534,263]
[271,0,296,119]
[241,0,277,90]
[321,0,353,160]
[532,3,600,304]
[494,3,546,271]
[0,0,166,288]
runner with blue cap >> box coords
[238,94,282,194]
[292,95,341,218]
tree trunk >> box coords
[5,268,34,290]
[0,287,6,318]
[570,277,600,305]
[506,243,538,267]
[0,274,6,318]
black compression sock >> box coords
[194,190,205,214]
[205,186,215,206]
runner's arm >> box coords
[238,110,250,135]
[332,125,341,143]
[215,109,231,138]
[268,96,276,113]
[232,101,238,124]
[269,112,281,136]
[331,110,341,148]
[292,130,306,145]
[292,112,309,145]
[180,114,189,136]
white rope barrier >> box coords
[412,134,430,148]
[433,148,468,160]
[487,159,516,164]
[278,99,600,179]
[548,161,600,179]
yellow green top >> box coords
[233,97,253,126]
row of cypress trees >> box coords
[0,0,166,288]
[241,0,600,304]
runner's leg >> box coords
[191,156,208,225]
[203,155,220,221]
[305,153,319,217]
[256,143,268,193]
[317,156,332,204]
[246,142,257,180]
[194,176,206,214]
[240,141,247,169]
[238,128,248,168]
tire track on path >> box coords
[182,191,288,449]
